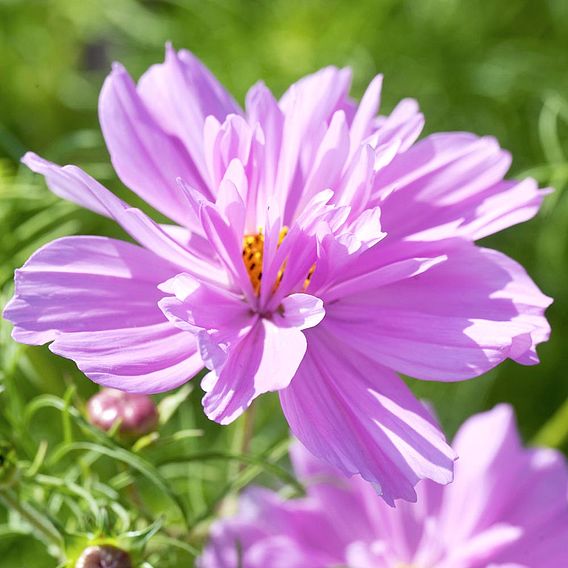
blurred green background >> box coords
[1,0,568,566]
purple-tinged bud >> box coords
[87,388,158,438]
[75,545,132,568]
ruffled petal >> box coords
[99,62,210,225]
[245,81,284,203]
[202,114,260,198]
[198,487,340,568]
[3,237,201,392]
[335,144,375,214]
[22,153,226,286]
[280,327,456,505]
[22,152,109,217]
[138,44,241,185]
[349,74,383,154]
[198,195,256,302]
[374,133,547,241]
[437,405,568,565]
[276,66,352,222]
[370,98,424,153]
[158,273,251,334]
[289,442,384,545]
[295,110,350,213]
[203,294,324,425]
[324,244,551,380]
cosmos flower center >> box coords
[242,227,315,295]
[242,227,287,294]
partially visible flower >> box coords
[75,544,132,568]
[87,388,158,437]
[200,405,568,568]
[4,45,551,502]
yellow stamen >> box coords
[304,263,316,289]
[242,226,314,295]
[241,232,264,294]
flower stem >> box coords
[240,402,256,462]
[532,397,568,448]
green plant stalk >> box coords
[532,397,568,448]
[240,402,256,459]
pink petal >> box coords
[202,294,324,424]
[321,255,447,302]
[276,66,352,222]
[289,442,381,545]
[325,244,551,380]
[23,152,213,260]
[296,110,350,213]
[374,133,547,241]
[437,405,525,540]
[215,174,247,239]
[276,294,325,329]
[99,62,211,225]
[3,237,201,393]
[245,81,284,199]
[158,273,251,333]
[198,487,340,568]
[335,144,375,213]
[22,154,227,286]
[370,98,424,153]
[438,405,568,564]
[461,177,550,240]
[417,405,568,567]
[202,319,308,425]
[159,224,214,260]
[438,524,522,568]
[22,152,109,217]
[349,74,383,154]
[203,114,257,192]
[280,328,455,505]
[138,44,241,184]
[197,197,256,302]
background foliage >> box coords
[1,0,567,565]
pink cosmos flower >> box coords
[199,405,568,568]
[3,46,551,503]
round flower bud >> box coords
[87,388,158,438]
[0,440,18,488]
[75,544,132,568]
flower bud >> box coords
[75,544,132,568]
[0,440,18,488]
[87,388,158,438]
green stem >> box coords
[240,402,256,462]
[532,398,568,448]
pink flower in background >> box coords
[199,405,568,568]
[4,46,551,502]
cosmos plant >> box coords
[4,45,551,503]
[200,405,568,568]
